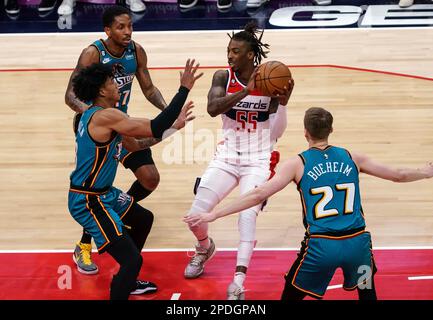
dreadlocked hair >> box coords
[228,21,270,66]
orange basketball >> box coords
[255,61,292,97]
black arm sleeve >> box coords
[150,86,189,139]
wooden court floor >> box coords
[0,29,432,250]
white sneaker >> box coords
[313,0,332,5]
[246,0,268,8]
[57,0,75,15]
[184,238,216,279]
[227,281,246,300]
[126,0,146,13]
[399,0,414,7]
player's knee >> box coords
[139,171,160,190]
[187,200,211,233]
[189,188,220,214]
[134,165,160,191]
[147,171,160,190]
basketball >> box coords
[255,61,292,97]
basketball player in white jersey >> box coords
[184,22,295,300]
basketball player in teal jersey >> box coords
[64,6,168,275]
[184,107,433,300]
[70,60,202,299]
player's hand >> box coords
[274,78,295,106]
[180,59,204,90]
[183,212,218,227]
[172,101,195,130]
[246,67,258,93]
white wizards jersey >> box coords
[219,68,272,159]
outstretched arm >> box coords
[135,42,167,111]
[183,156,302,226]
[352,152,433,182]
[103,86,190,139]
[124,101,196,151]
[92,59,202,142]
[65,46,100,113]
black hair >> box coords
[102,5,130,28]
[228,21,270,66]
[72,63,114,102]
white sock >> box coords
[234,272,246,288]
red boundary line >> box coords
[1,65,433,81]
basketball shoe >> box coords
[130,280,158,294]
[179,0,198,9]
[73,242,99,275]
[217,0,232,10]
[313,0,331,5]
[38,0,57,11]
[399,0,414,7]
[246,0,268,8]
[126,0,146,13]
[57,0,75,15]
[5,0,20,14]
[227,281,246,300]
[184,237,216,278]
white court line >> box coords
[327,284,343,290]
[2,246,433,253]
[170,293,181,300]
[408,276,433,281]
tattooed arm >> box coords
[134,41,167,111]
[124,100,196,151]
[65,45,100,113]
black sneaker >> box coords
[130,280,157,295]
[38,0,57,12]
[5,0,20,14]
[217,0,232,10]
[178,0,198,9]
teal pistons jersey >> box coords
[70,106,123,190]
[92,39,137,113]
[297,146,366,235]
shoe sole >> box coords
[130,287,158,295]
[72,253,99,275]
[246,0,269,8]
[179,0,198,9]
[184,245,217,279]
[227,293,245,300]
[38,6,56,12]
[217,3,232,10]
